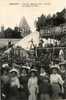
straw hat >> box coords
[26,66,30,70]
[59,60,66,65]
[50,64,60,70]
[2,63,9,69]
[30,68,38,72]
[9,68,18,74]
[22,65,30,70]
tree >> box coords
[35,8,66,31]
[13,26,22,38]
[4,27,22,38]
[4,27,14,38]
[36,14,46,31]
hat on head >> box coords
[30,68,37,72]
[50,64,60,70]
[2,63,9,69]
[26,66,30,70]
[9,68,18,74]
[59,60,66,65]
[22,65,30,70]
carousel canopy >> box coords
[4,31,39,54]
[15,31,40,50]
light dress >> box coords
[28,76,38,100]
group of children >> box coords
[1,63,66,100]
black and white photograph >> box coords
[0,0,66,100]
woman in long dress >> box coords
[1,64,10,100]
[28,69,39,100]
[50,65,64,100]
[39,67,51,100]
[19,66,29,100]
[6,68,20,100]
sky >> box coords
[0,0,66,31]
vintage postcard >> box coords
[0,0,66,100]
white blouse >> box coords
[10,76,20,88]
[50,74,64,85]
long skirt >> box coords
[40,94,50,100]
[29,93,37,100]
[20,90,28,100]
[6,87,20,100]
[51,83,61,99]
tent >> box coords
[15,31,40,50]
[4,31,40,54]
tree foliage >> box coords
[36,8,66,31]
[4,27,22,38]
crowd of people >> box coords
[1,60,66,100]
[1,40,66,100]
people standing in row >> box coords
[1,63,66,100]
